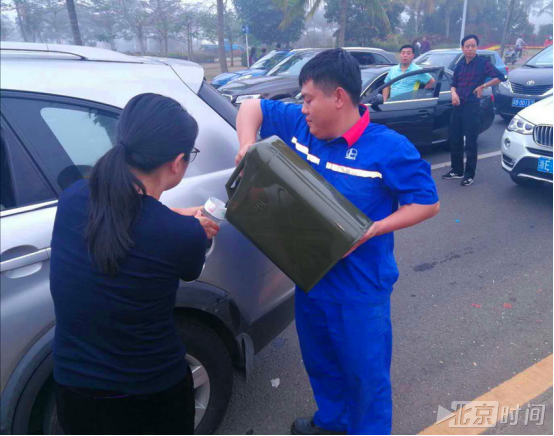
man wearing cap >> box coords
[235,48,440,435]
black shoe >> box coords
[442,171,463,180]
[291,417,346,435]
[461,176,474,186]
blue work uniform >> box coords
[260,100,439,435]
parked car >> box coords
[211,49,293,89]
[281,65,495,149]
[0,42,295,435]
[416,48,508,76]
[218,47,396,106]
[415,48,508,95]
[501,96,553,186]
[495,46,553,120]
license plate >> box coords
[512,98,535,108]
[538,157,553,174]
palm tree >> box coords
[65,0,83,45]
[274,0,389,47]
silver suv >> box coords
[0,42,295,435]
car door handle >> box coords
[0,247,49,273]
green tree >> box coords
[88,0,125,50]
[234,0,305,46]
[538,23,553,42]
[324,0,400,46]
[149,0,182,55]
[275,0,390,47]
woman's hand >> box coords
[171,206,203,217]
[451,91,460,106]
[195,211,220,239]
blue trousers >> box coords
[295,290,393,435]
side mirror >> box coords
[369,94,384,106]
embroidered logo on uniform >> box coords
[345,148,358,160]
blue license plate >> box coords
[512,98,535,108]
[538,157,553,174]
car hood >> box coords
[212,69,266,83]
[519,96,553,125]
[508,66,553,86]
[219,75,299,96]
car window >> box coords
[416,53,458,69]
[0,125,55,210]
[351,53,376,66]
[526,46,553,67]
[478,54,496,65]
[1,95,119,193]
[383,70,441,103]
[41,107,117,169]
[268,51,317,76]
[251,51,288,70]
[372,53,393,64]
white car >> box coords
[501,96,553,185]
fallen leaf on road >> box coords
[503,303,513,309]
[471,303,482,308]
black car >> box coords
[495,46,553,120]
[282,65,495,149]
[218,48,396,106]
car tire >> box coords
[40,319,233,435]
[510,174,543,187]
[500,114,513,121]
[177,318,233,435]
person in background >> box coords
[515,35,527,58]
[443,35,507,186]
[235,48,440,435]
[412,38,421,57]
[382,44,435,102]
[249,46,257,66]
[276,43,282,49]
[50,93,219,435]
[421,36,431,54]
[261,47,267,56]
[544,35,553,47]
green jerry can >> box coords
[225,136,373,292]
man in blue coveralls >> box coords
[235,49,440,435]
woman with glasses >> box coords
[49,93,218,435]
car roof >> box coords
[290,47,388,53]
[0,42,205,104]
[423,48,497,55]
[360,65,394,73]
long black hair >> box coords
[85,93,199,275]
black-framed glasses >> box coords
[187,147,200,163]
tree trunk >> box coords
[66,0,83,45]
[338,0,347,46]
[414,0,422,38]
[445,4,453,38]
[229,36,235,66]
[137,27,146,55]
[217,0,228,73]
[500,0,516,58]
[14,2,28,42]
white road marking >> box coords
[430,151,502,170]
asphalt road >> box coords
[217,116,553,435]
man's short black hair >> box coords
[400,44,415,54]
[461,34,479,47]
[299,48,362,105]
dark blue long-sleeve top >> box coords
[50,179,207,394]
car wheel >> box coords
[510,174,543,187]
[40,319,233,435]
[177,318,233,435]
[500,114,513,121]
